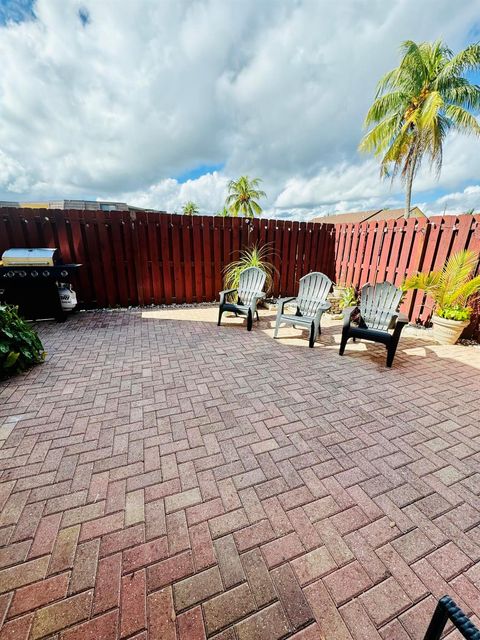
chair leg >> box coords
[217,307,223,326]
[386,339,398,367]
[339,332,349,355]
[247,309,253,331]
[274,313,282,338]
[256,310,260,322]
[309,322,316,348]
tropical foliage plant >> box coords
[339,286,358,310]
[226,176,266,218]
[223,244,276,293]
[217,206,230,217]
[403,249,480,321]
[182,201,199,216]
[359,40,480,218]
[0,305,45,378]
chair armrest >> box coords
[314,301,331,320]
[392,312,409,337]
[277,297,296,314]
[219,288,237,304]
[253,291,266,299]
[342,306,358,328]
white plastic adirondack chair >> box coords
[274,272,332,347]
[340,281,408,367]
[218,267,266,331]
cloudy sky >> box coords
[0,0,479,219]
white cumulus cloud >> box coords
[0,0,479,218]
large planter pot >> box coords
[432,314,469,345]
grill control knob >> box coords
[60,270,68,277]
[42,270,50,277]
[31,270,38,277]
[19,271,27,277]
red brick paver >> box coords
[1,309,480,639]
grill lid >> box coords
[2,248,59,266]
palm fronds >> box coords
[223,244,276,293]
[182,201,199,216]
[225,176,267,218]
[403,249,480,319]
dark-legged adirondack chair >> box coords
[218,267,266,331]
[339,281,408,367]
[423,595,480,639]
[274,272,332,347]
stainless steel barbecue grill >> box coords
[0,248,81,321]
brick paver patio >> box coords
[1,308,480,639]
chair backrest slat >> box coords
[360,282,402,329]
[238,267,266,305]
[297,272,332,316]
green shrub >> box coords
[0,305,46,378]
[436,305,472,322]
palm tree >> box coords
[182,201,199,216]
[226,176,266,218]
[359,40,480,218]
[217,206,230,217]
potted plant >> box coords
[403,249,480,345]
[223,244,276,306]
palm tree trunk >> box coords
[404,154,417,219]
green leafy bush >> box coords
[0,305,46,378]
[436,305,472,322]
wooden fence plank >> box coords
[169,214,181,303]
[192,216,204,303]
[182,216,194,302]
[147,213,163,304]
[213,217,223,298]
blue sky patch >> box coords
[78,6,89,26]
[0,0,35,25]
[175,164,224,183]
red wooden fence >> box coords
[334,215,480,334]
[0,208,335,307]
[1,208,479,336]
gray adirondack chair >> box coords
[274,272,332,347]
[339,281,408,367]
[218,267,266,331]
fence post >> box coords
[130,210,145,306]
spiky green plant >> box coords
[339,286,358,310]
[225,176,266,218]
[217,206,230,217]
[359,40,480,218]
[223,244,276,293]
[403,249,480,320]
[182,201,199,216]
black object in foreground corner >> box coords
[423,596,480,640]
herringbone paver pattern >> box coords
[1,308,480,639]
